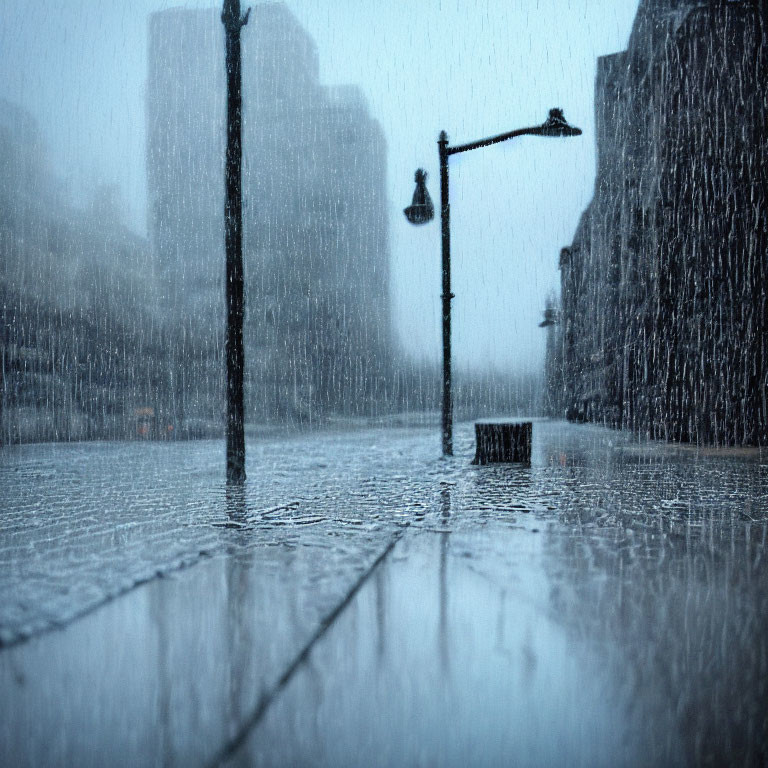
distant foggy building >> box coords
[146,4,391,423]
[546,0,767,446]
[0,99,169,443]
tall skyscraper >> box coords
[147,4,391,423]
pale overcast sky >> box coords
[0,0,640,373]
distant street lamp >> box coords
[538,308,560,328]
[404,109,582,456]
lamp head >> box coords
[538,308,560,327]
[534,108,582,137]
[404,168,435,225]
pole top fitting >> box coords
[222,1,251,32]
[438,130,449,144]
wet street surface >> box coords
[1,420,766,766]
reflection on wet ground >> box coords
[0,428,438,646]
[0,421,766,766]
[230,528,675,767]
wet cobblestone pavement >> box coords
[1,420,767,766]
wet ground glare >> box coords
[1,420,766,766]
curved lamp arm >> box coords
[448,109,582,156]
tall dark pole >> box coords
[438,131,453,456]
[222,0,250,484]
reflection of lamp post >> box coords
[405,109,582,456]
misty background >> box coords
[1,0,639,375]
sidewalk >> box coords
[1,421,766,766]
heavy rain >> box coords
[1,1,766,766]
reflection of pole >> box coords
[439,532,450,673]
[439,485,451,672]
[222,0,250,484]
[149,571,173,765]
[224,484,251,731]
[438,132,453,456]
[375,566,386,660]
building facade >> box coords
[147,4,392,425]
[547,0,767,446]
[0,99,169,443]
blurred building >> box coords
[147,3,392,425]
[546,0,767,446]
[0,98,171,444]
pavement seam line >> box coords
[0,550,213,652]
[209,526,408,767]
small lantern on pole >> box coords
[404,169,434,225]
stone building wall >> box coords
[547,0,767,445]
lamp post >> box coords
[404,109,581,456]
[222,0,250,484]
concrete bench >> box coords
[472,421,532,465]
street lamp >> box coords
[538,308,560,328]
[404,108,581,456]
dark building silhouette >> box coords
[546,0,767,446]
[147,4,392,425]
